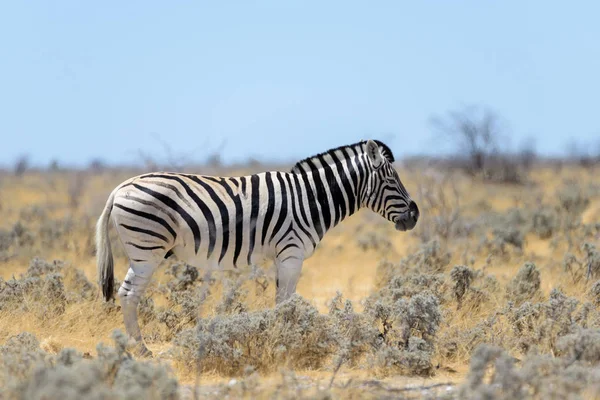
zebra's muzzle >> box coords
[395,201,419,231]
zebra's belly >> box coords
[170,241,275,271]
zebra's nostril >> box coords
[408,201,419,221]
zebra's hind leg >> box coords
[117,260,160,357]
[275,257,304,304]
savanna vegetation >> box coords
[1,145,600,398]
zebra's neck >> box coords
[291,144,372,239]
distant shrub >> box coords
[582,243,600,280]
[492,226,524,252]
[450,265,475,307]
[557,183,590,216]
[165,263,200,293]
[506,262,541,305]
[215,278,248,315]
[563,243,600,283]
[376,239,451,289]
[63,266,95,301]
[589,280,600,306]
[531,207,558,239]
[384,273,446,302]
[0,258,99,316]
[356,231,393,253]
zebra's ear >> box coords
[366,140,384,168]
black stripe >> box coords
[291,173,312,226]
[342,148,360,211]
[277,242,298,257]
[139,175,191,206]
[212,177,243,267]
[152,181,192,207]
[126,242,165,251]
[351,147,368,202]
[247,174,260,265]
[306,158,332,231]
[126,195,179,225]
[132,259,147,263]
[164,249,174,259]
[295,167,323,239]
[114,203,177,239]
[182,174,230,263]
[376,184,387,213]
[331,150,356,216]
[276,226,295,248]
[233,179,245,267]
[385,195,408,203]
[318,155,344,227]
[132,183,201,254]
[285,174,316,248]
[270,173,289,244]
[139,174,217,258]
[240,177,247,198]
[261,172,275,246]
[203,176,221,184]
[120,223,168,242]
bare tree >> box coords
[13,154,29,176]
[430,105,503,175]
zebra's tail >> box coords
[96,189,116,301]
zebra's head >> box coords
[363,140,419,231]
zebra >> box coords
[96,139,419,356]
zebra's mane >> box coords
[291,140,395,173]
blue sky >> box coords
[1,1,599,167]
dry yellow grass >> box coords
[1,164,599,398]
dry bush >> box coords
[375,239,451,289]
[454,343,600,400]
[413,169,475,243]
[0,258,96,318]
[0,330,179,399]
[531,207,559,239]
[506,262,541,306]
[589,281,600,306]
[327,292,381,367]
[356,231,393,253]
[478,208,527,259]
[450,265,475,307]
[557,182,591,217]
[563,243,600,283]
[173,295,338,375]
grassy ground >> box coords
[1,163,599,399]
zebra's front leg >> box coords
[275,257,304,304]
[117,261,157,357]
